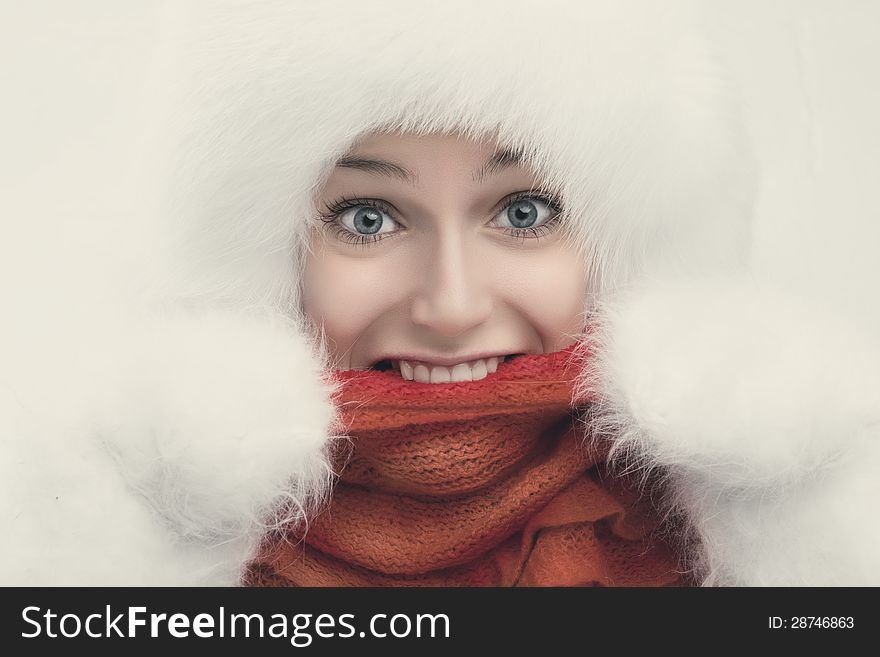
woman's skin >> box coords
[302,132,589,383]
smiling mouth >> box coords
[369,354,525,383]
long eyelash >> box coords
[324,224,389,247]
[318,196,399,247]
[317,191,566,247]
[498,191,565,243]
[319,196,397,221]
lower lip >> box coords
[393,355,511,383]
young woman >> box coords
[244,131,688,586]
[4,1,878,586]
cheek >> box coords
[491,245,588,349]
[301,246,405,358]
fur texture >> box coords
[1,305,338,585]
[3,0,877,585]
[582,277,880,585]
[143,0,754,311]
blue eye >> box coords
[337,204,400,237]
[492,196,558,231]
[319,193,562,247]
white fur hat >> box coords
[143,0,755,314]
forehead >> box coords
[349,132,492,161]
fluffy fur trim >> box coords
[1,307,338,585]
[583,277,880,584]
[141,0,755,313]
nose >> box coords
[410,233,493,338]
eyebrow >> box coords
[474,148,524,183]
[334,156,416,184]
[333,148,525,185]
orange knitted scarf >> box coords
[245,345,690,586]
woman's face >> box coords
[302,132,588,382]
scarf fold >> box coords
[245,345,690,586]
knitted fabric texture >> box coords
[245,345,689,586]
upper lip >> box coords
[370,352,523,368]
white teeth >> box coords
[429,367,451,383]
[396,356,506,383]
[451,363,472,382]
[413,364,430,383]
[399,360,414,380]
[470,359,488,381]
